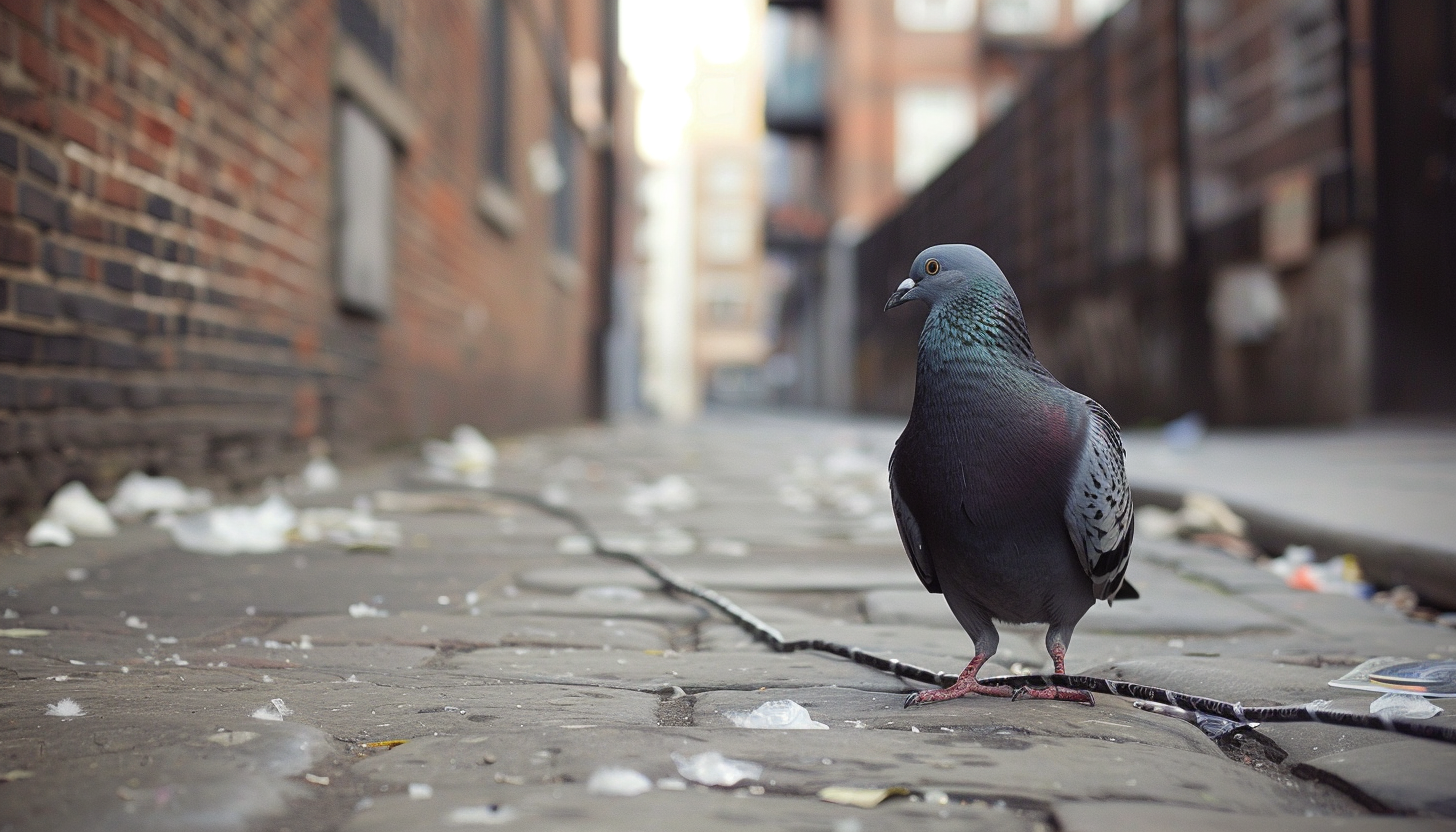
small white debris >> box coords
[43,482,118,538]
[301,457,341,494]
[555,534,595,556]
[540,482,571,507]
[65,568,88,582]
[45,698,85,717]
[107,471,212,520]
[573,586,645,603]
[623,475,697,516]
[1371,692,1443,720]
[124,616,147,629]
[246,606,257,616]
[705,538,750,557]
[2,609,16,619]
[437,596,450,606]
[295,498,402,550]
[671,751,762,787]
[465,591,480,605]
[25,519,74,548]
[586,766,653,797]
[252,698,292,721]
[298,635,314,650]
[170,495,297,556]
[446,804,520,825]
[304,773,331,786]
[346,674,361,683]
[349,602,388,618]
[725,700,828,730]
[422,425,497,488]
[655,777,688,791]
[408,782,434,800]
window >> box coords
[894,85,976,193]
[551,107,576,257]
[481,0,511,186]
[477,0,522,235]
[895,0,977,32]
[335,99,394,316]
[984,0,1058,36]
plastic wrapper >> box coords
[670,751,762,786]
[107,471,212,520]
[170,495,297,556]
[725,699,828,730]
[422,425,497,488]
[1370,692,1444,720]
[586,766,654,796]
[43,482,117,537]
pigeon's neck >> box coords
[920,292,1037,366]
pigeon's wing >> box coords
[889,450,941,594]
[1063,399,1134,601]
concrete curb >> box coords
[1132,482,1456,610]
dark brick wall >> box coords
[0,0,605,521]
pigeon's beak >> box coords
[885,278,917,311]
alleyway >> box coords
[1,412,1454,830]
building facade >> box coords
[0,0,616,520]
[856,0,1455,425]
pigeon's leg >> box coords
[903,653,1016,707]
[1009,630,1094,705]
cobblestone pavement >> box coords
[2,412,1456,831]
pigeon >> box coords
[885,244,1137,707]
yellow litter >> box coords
[0,770,34,782]
[0,629,48,638]
[817,786,910,808]
[362,740,408,749]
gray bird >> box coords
[885,244,1137,707]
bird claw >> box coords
[903,691,926,708]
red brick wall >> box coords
[0,0,602,520]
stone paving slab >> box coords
[345,722,1323,815]
[1299,741,1456,817]
[443,647,914,694]
[517,565,924,593]
[1054,801,1456,832]
[267,612,675,651]
[469,595,710,624]
[341,785,1039,832]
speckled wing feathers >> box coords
[889,451,941,594]
[1063,399,1134,600]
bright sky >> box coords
[619,0,753,163]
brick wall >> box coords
[0,0,605,521]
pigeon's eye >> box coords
[925,259,940,276]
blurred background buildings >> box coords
[0,0,1452,522]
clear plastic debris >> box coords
[422,425,498,488]
[170,495,298,556]
[24,518,74,548]
[670,751,762,787]
[623,475,698,516]
[408,782,434,800]
[1370,692,1444,720]
[43,482,117,538]
[106,471,212,520]
[725,700,828,730]
[349,602,388,618]
[206,730,259,746]
[446,805,520,825]
[45,698,85,717]
[304,773,331,785]
[251,698,292,721]
[586,766,654,796]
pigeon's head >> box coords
[885,245,1014,312]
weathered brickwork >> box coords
[0,0,605,520]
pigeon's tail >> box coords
[1112,580,1140,602]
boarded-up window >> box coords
[335,99,394,317]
